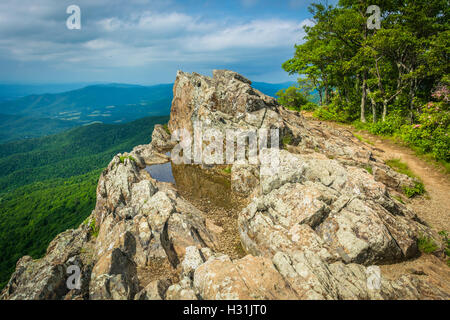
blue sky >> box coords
[0,0,337,85]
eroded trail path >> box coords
[305,113,450,233]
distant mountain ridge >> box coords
[0,83,174,123]
[0,81,294,143]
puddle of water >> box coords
[145,162,175,183]
[145,160,233,209]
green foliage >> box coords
[0,170,100,289]
[0,115,169,290]
[222,166,232,174]
[417,235,439,254]
[276,86,309,111]
[400,101,450,162]
[119,155,136,164]
[313,95,355,122]
[283,1,449,164]
[0,116,169,194]
[162,124,171,135]
[282,134,293,149]
[403,182,426,198]
[354,134,374,145]
[438,231,450,258]
[89,218,99,238]
[385,159,425,197]
[364,165,373,175]
[385,159,416,178]
[367,115,405,136]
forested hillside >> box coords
[281,0,449,163]
[0,84,173,142]
[0,116,169,289]
[0,114,78,143]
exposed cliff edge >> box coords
[2,70,449,300]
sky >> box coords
[0,0,336,85]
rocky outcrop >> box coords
[2,70,449,300]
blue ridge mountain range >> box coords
[0,81,294,143]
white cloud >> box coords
[0,0,307,83]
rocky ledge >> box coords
[2,70,449,300]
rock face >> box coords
[2,70,449,300]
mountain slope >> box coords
[0,115,169,194]
[0,81,297,143]
[0,83,93,102]
[0,115,169,288]
[0,113,79,143]
[0,83,173,124]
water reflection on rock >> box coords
[145,162,175,183]
[146,161,233,209]
[172,164,232,209]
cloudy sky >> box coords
[0,0,335,85]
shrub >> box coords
[89,218,99,238]
[417,235,439,254]
[162,124,171,135]
[438,231,450,261]
[313,95,355,122]
[403,182,426,198]
[276,86,309,111]
[400,101,450,162]
[367,114,404,136]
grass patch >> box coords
[385,159,426,197]
[222,166,232,174]
[392,195,405,204]
[385,159,416,178]
[162,124,171,135]
[403,182,426,198]
[364,165,373,175]
[119,155,136,164]
[354,133,374,145]
[89,218,99,238]
[282,134,292,149]
[418,235,439,254]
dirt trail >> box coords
[304,113,450,233]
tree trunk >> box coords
[324,81,329,105]
[409,78,417,124]
[360,73,367,123]
[367,87,377,123]
[382,100,388,122]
